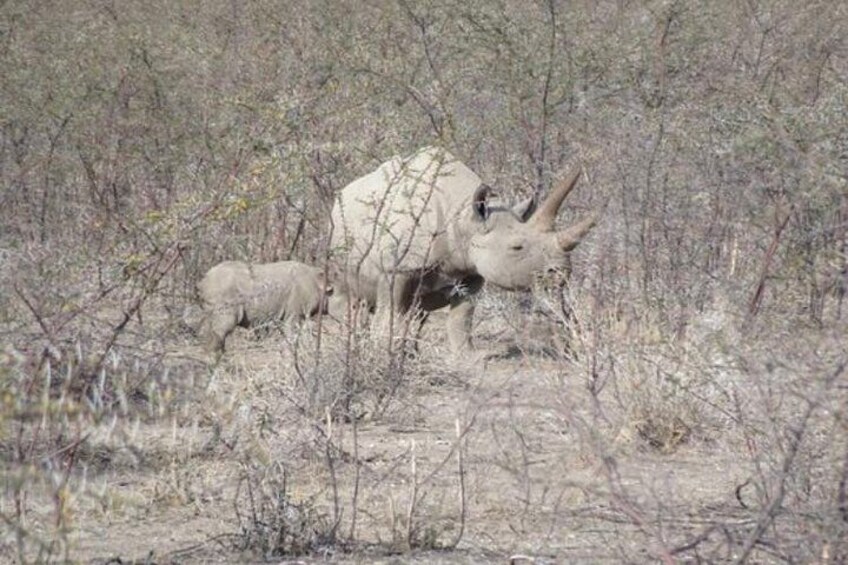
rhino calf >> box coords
[197,260,331,358]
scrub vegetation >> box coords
[1,0,846,562]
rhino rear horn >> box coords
[513,196,537,222]
[530,169,582,232]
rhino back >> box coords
[198,261,253,306]
[244,262,310,323]
[288,263,327,316]
[330,147,480,282]
[267,261,327,318]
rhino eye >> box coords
[510,244,524,251]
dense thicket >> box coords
[2,0,845,334]
[1,3,847,560]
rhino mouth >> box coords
[533,267,568,288]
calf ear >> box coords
[472,184,491,221]
[513,196,536,222]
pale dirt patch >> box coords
[49,321,754,564]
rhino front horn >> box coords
[557,209,601,251]
[530,169,582,232]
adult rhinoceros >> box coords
[329,146,599,353]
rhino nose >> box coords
[541,266,567,283]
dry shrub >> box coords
[0,342,197,562]
[719,319,848,563]
[233,460,337,559]
[486,281,737,452]
[270,313,455,423]
[202,313,471,558]
[611,313,742,453]
[2,0,847,561]
[538,272,848,561]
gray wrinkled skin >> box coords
[329,146,599,353]
[197,260,330,357]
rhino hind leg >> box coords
[369,274,424,351]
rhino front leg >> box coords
[445,274,485,353]
[327,291,360,323]
[447,294,474,352]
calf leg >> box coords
[203,307,241,361]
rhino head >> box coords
[466,170,599,290]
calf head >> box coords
[467,170,599,290]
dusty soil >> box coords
[46,318,754,565]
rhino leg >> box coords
[327,292,349,321]
[370,274,422,348]
[204,307,242,358]
[447,296,474,352]
[328,292,368,325]
[372,276,402,336]
[278,308,307,338]
[445,275,485,353]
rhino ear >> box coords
[513,196,536,222]
[472,184,492,221]
[317,270,333,295]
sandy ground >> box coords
[44,319,754,565]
